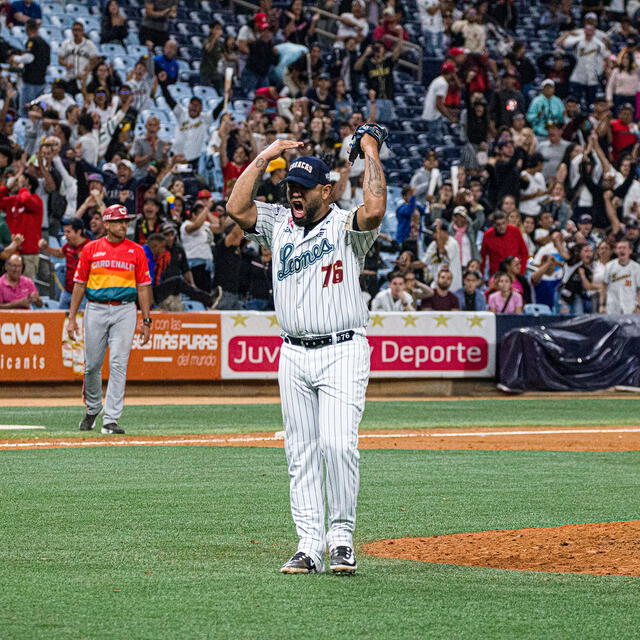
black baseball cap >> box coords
[578,214,592,224]
[281,156,331,188]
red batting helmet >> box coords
[102,204,135,221]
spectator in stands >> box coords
[36,79,76,117]
[556,23,608,108]
[144,232,216,310]
[481,211,528,277]
[11,0,40,26]
[485,137,525,208]
[559,242,597,314]
[422,266,460,310]
[451,7,485,54]
[180,202,213,293]
[455,269,486,311]
[527,79,565,137]
[154,40,179,86]
[424,219,462,291]
[135,197,164,245]
[14,20,49,117]
[539,121,570,182]
[529,231,567,309]
[0,171,42,280]
[489,71,525,129]
[519,153,548,217]
[214,220,246,310]
[605,49,640,115]
[371,271,415,311]
[127,55,155,113]
[448,204,483,267]
[244,246,273,311]
[373,7,409,50]
[395,186,425,246]
[0,254,41,308]
[241,18,278,96]
[510,41,537,99]
[38,217,88,310]
[410,150,442,206]
[600,238,640,314]
[488,271,524,313]
[140,0,178,48]
[422,61,458,145]
[336,0,369,48]
[354,40,403,123]
[461,93,494,164]
[281,0,319,45]
[58,21,100,96]
[0,227,22,272]
[608,102,638,164]
[256,157,287,204]
[105,159,137,215]
[76,112,99,166]
[101,0,129,45]
[501,255,532,304]
[430,181,454,221]
[88,210,106,240]
[159,83,213,171]
[200,21,224,93]
[133,116,168,178]
[75,173,106,227]
[419,0,444,57]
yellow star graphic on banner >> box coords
[433,314,449,327]
[266,315,279,327]
[370,315,385,327]
[403,314,418,327]
[467,315,485,328]
[231,314,248,327]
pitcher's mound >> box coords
[364,521,640,576]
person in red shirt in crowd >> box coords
[0,253,42,308]
[0,172,43,281]
[480,210,529,276]
[38,217,89,310]
[372,7,408,51]
[609,102,638,163]
[450,47,496,96]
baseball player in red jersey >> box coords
[67,204,153,434]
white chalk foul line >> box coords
[0,425,46,430]
[2,427,640,449]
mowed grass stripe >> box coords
[0,398,639,439]
[2,447,640,639]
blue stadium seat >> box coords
[193,86,219,101]
[524,303,553,316]
[182,300,206,311]
[168,84,193,101]
[40,297,60,310]
[101,43,127,58]
[127,44,149,58]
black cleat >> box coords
[330,546,357,574]
[280,552,320,574]
[101,424,125,435]
[79,413,99,431]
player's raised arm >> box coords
[351,124,389,230]
[226,139,303,230]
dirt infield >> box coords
[2,425,640,451]
[364,521,640,577]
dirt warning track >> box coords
[2,425,640,451]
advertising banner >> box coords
[221,311,496,379]
[0,311,221,381]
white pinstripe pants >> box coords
[278,334,370,567]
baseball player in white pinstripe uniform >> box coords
[227,125,388,575]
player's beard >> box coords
[291,198,321,227]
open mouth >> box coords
[290,199,305,219]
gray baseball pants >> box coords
[83,301,137,426]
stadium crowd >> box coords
[0,0,639,316]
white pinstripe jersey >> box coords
[246,201,379,337]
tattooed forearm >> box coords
[250,157,267,201]
[365,155,386,198]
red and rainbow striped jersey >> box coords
[74,237,151,302]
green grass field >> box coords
[2,398,640,639]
